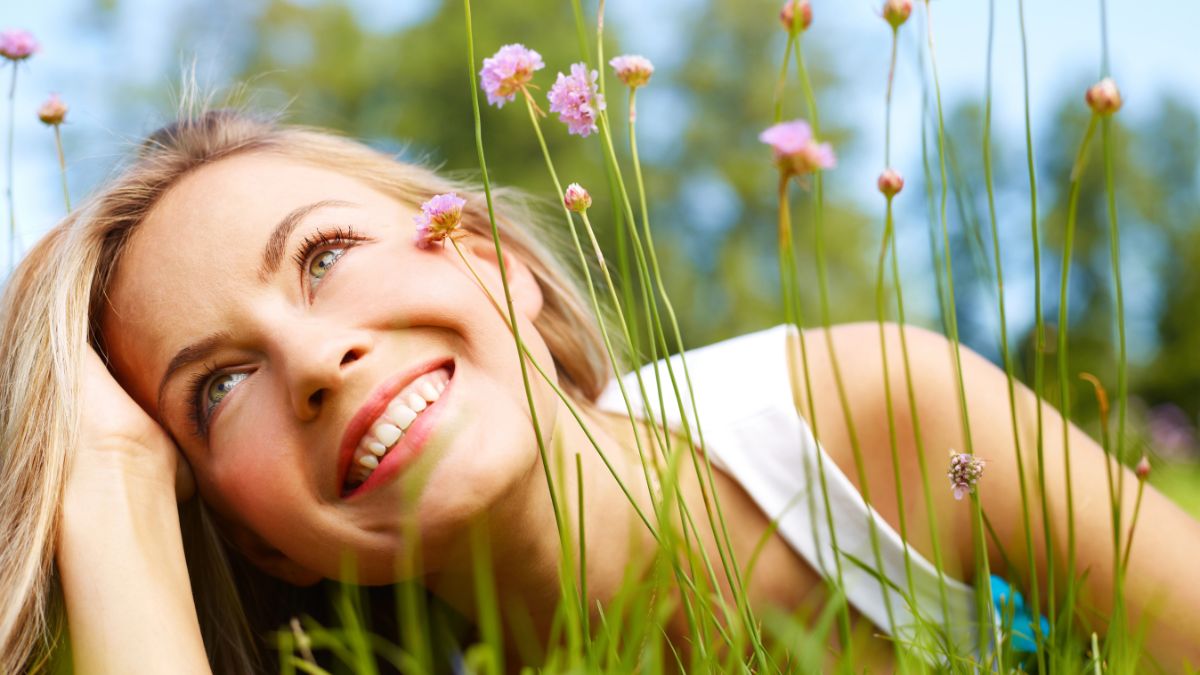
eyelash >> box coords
[184,225,363,438]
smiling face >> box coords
[99,152,557,585]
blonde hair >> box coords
[0,107,616,671]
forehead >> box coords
[99,152,397,412]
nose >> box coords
[278,325,369,420]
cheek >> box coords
[200,412,305,534]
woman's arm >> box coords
[57,348,210,674]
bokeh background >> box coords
[4,0,1200,509]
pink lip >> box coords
[336,357,454,498]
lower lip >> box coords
[341,365,454,500]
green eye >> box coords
[309,249,344,280]
[204,372,248,413]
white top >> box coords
[594,323,980,653]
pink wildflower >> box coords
[563,183,592,212]
[877,168,904,198]
[0,29,38,62]
[882,0,913,29]
[609,55,654,89]
[37,93,67,125]
[547,63,606,137]
[948,450,986,500]
[758,120,835,177]
[413,193,467,249]
[779,0,813,33]
[480,44,544,108]
[1085,78,1122,116]
[1135,456,1151,481]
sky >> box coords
[3,0,1199,343]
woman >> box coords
[2,107,1198,673]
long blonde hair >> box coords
[0,106,616,671]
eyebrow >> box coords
[155,198,357,418]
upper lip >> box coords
[336,356,453,497]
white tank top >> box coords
[594,323,981,655]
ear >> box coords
[461,234,545,323]
[225,524,323,587]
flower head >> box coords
[1085,78,1122,116]
[480,44,545,108]
[948,450,986,500]
[0,29,39,62]
[1135,456,1151,481]
[37,93,67,126]
[759,120,836,177]
[563,183,592,212]
[609,55,654,89]
[779,0,813,33]
[547,63,606,137]
[413,193,468,249]
[883,0,913,29]
[877,168,904,198]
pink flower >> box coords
[0,29,39,62]
[480,44,544,108]
[877,168,904,197]
[758,120,835,176]
[609,55,654,89]
[882,0,913,29]
[779,0,813,33]
[947,450,986,500]
[413,193,467,249]
[1085,77,1122,116]
[1135,456,1151,481]
[547,63,606,137]
[563,183,592,212]
[37,93,67,125]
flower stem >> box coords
[53,125,70,212]
[7,63,17,273]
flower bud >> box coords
[883,0,912,29]
[1135,456,1151,481]
[563,183,592,212]
[779,0,813,33]
[1085,78,1122,116]
[37,93,67,126]
[877,168,904,198]
[609,55,654,90]
[0,29,38,62]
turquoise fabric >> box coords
[990,575,1049,653]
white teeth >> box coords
[404,392,427,412]
[434,379,446,394]
[358,454,379,470]
[366,440,388,457]
[417,381,440,401]
[386,401,418,430]
[373,422,403,448]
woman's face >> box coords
[100,152,556,585]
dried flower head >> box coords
[37,93,67,126]
[609,55,655,89]
[882,0,913,29]
[759,120,836,177]
[877,168,904,198]
[948,450,986,500]
[1085,78,1122,116]
[480,44,545,108]
[563,183,592,212]
[1135,456,1151,481]
[413,193,468,249]
[547,63,606,137]
[0,29,38,62]
[779,0,813,33]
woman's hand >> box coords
[66,345,194,503]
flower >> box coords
[877,168,904,197]
[1085,78,1122,116]
[0,29,38,62]
[779,0,813,33]
[37,93,67,126]
[947,450,986,500]
[609,55,654,89]
[563,183,592,212]
[758,120,836,177]
[1135,456,1151,481]
[480,44,544,108]
[883,0,913,29]
[547,63,606,137]
[413,193,467,249]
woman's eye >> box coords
[203,372,248,415]
[308,248,345,284]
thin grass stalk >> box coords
[51,125,70,212]
[1119,476,1145,573]
[983,0,1043,665]
[396,510,433,674]
[1057,113,1100,647]
[1017,1,1053,666]
[468,519,504,674]
[6,63,16,272]
[794,29,899,636]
